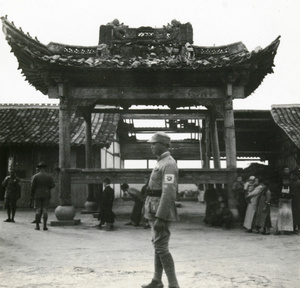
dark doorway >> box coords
[0,148,8,200]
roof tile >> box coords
[271,104,300,149]
[0,105,119,147]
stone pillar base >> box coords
[50,219,81,226]
[230,208,239,221]
[84,201,98,211]
[55,205,76,221]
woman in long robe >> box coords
[243,178,264,232]
[253,180,272,234]
[275,177,293,235]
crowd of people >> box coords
[232,167,300,235]
[3,164,300,237]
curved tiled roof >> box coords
[271,104,300,149]
[0,104,120,147]
[1,16,280,99]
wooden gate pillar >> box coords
[209,108,221,169]
[203,117,210,169]
[83,111,97,212]
[223,87,238,217]
[53,84,77,222]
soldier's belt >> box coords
[147,190,162,197]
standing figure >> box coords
[143,132,180,288]
[275,177,294,235]
[253,180,272,235]
[233,176,246,222]
[244,177,264,232]
[203,184,218,225]
[244,176,257,198]
[122,182,147,227]
[290,171,300,234]
[2,169,21,223]
[30,161,55,231]
[98,178,115,231]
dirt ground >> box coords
[0,199,299,288]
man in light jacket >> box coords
[142,132,180,288]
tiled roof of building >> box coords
[1,16,280,99]
[0,104,120,147]
[271,104,300,149]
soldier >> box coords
[2,168,21,223]
[142,132,180,288]
[30,161,55,231]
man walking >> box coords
[30,161,55,231]
[142,132,180,288]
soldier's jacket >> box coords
[2,176,21,200]
[144,151,179,222]
[31,171,55,199]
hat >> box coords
[249,176,255,180]
[147,132,170,145]
[37,161,47,168]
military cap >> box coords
[37,161,47,168]
[147,132,171,145]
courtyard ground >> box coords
[0,199,299,288]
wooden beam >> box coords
[67,168,236,184]
[94,109,209,120]
[126,127,203,133]
[121,142,201,160]
[49,86,244,100]
[70,87,225,100]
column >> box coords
[209,109,221,169]
[223,85,238,218]
[203,117,210,169]
[54,84,77,222]
[83,111,97,212]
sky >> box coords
[0,0,299,110]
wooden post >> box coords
[209,108,221,169]
[83,111,97,210]
[53,84,78,223]
[203,117,210,168]
[224,85,238,217]
[58,93,72,206]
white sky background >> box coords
[0,0,299,109]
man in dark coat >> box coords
[203,184,218,225]
[122,183,144,227]
[30,161,55,231]
[2,168,21,223]
[98,178,115,231]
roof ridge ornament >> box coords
[99,19,193,47]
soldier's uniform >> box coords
[143,132,180,288]
[144,151,179,222]
[30,161,55,230]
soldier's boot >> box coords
[43,214,48,231]
[141,279,163,288]
[35,214,41,230]
[159,252,180,288]
[142,252,164,288]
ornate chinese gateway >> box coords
[1,16,280,220]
